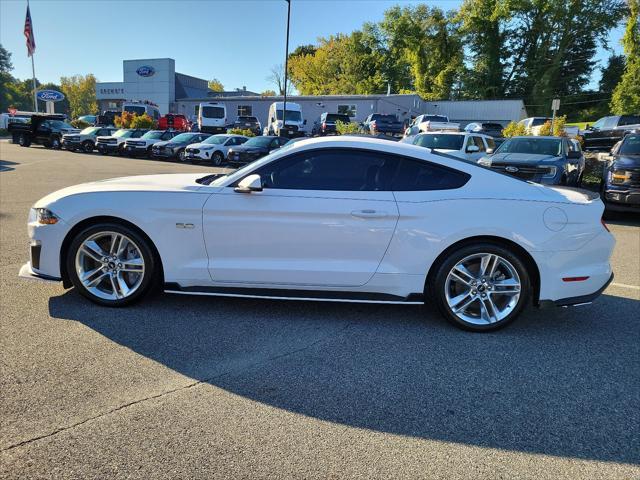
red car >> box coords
[158,114,190,132]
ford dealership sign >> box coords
[36,90,65,102]
[136,66,155,77]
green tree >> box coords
[60,74,97,119]
[611,0,640,114]
[0,44,13,73]
[208,78,224,92]
[260,89,277,96]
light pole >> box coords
[282,0,291,131]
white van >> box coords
[198,102,227,134]
[122,101,161,122]
[265,102,306,137]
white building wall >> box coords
[123,59,175,114]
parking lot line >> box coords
[610,282,640,290]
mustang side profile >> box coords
[19,137,614,331]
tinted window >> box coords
[131,130,145,138]
[482,123,503,130]
[202,106,225,119]
[124,106,146,116]
[473,136,486,151]
[255,149,395,191]
[620,115,640,126]
[496,138,562,156]
[619,134,640,155]
[325,114,350,123]
[530,118,550,127]
[414,134,464,150]
[486,137,496,149]
[392,158,470,191]
[423,115,448,122]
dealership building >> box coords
[96,58,528,128]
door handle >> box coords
[351,209,387,219]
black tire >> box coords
[212,151,224,166]
[50,136,61,149]
[429,242,531,332]
[146,146,153,158]
[177,149,186,162]
[66,223,158,307]
[117,144,125,156]
[18,134,31,147]
[82,140,94,153]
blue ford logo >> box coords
[505,166,519,173]
[36,90,65,102]
[136,66,155,77]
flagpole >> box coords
[31,54,37,112]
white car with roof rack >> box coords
[406,131,496,163]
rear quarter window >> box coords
[392,158,470,191]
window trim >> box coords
[237,105,253,117]
[235,147,471,192]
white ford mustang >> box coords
[19,136,614,331]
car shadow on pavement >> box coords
[48,290,639,465]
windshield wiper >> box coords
[196,173,226,185]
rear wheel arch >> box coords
[425,235,541,306]
[60,216,164,289]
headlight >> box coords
[33,208,59,225]
[611,170,630,184]
[478,158,492,167]
[543,166,558,178]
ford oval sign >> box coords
[136,66,155,77]
[36,90,65,102]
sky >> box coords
[0,0,626,93]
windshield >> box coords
[414,134,464,150]
[244,136,274,147]
[113,129,131,138]
[424,115,448,122]
[276,110,302,122]
[203,135,229,145]
[482,123,503,130]
[202,106,225,119]
[530,118,551,127]
[619,134,640,155]
[496,137,562,156]
[49,120,74,129]
[325,114,350,123]
[123,106,146,116]
[80,127,99,135]
[141,131,164,140]
[171,133,197,143]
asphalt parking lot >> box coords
[1,142,639,479]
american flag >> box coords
[24,4,36,57]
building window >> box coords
[337,104,357,117]
[238,105,252,116]
[107,102,118,109]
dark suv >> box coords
[600,132,640,212]
[312,113,352,136]
[232,116,262,136]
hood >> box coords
[490,152,558,164]
[153,140,171,148]
[612,154,640,170]
[61,128,81,134]
[187,142,213,150]
[34,173,209,208]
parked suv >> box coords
[151,132,211,161]
[600,132,640,212]
[124,130,179,157]
[312,113,351,136]
[409,132,495,163]
[582,115,640,150]
[231,116,262,136]
[185,134,248,165]
[226,136,289,166]
[362,114,405,136]
[478,136,584,186]
[96,129,149,155]
[62,126,116,152]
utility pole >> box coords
[282,0,291,131]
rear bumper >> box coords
[19,262,61,283]
[200,126,226,134]
[540,272,613,308]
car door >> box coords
[599,116,619,148]
[202,148,400,286]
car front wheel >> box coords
[430,243,530,332]
[212,151,224,166]
[66,223,157,307]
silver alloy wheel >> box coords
[75,231,145,301]
[444,253,521,325]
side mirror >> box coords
[466,145,480,153]
[584,124,590,129]
[234,174,263,193]
[486,148,494,155]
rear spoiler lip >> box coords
[545,185,601,202]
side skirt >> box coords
[164,283,425,305]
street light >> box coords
[283,0,291,131]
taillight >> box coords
[322,122,326,129]
[601,218,610,232]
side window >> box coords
[132,131,143,138]
[486,137,496,150]
[620,115,640,126]
[591,117,606,129]
[602,117,618,129]
[254,149,397,191]
[464,136,475,151]
[392,159,471,191]
[473,136,486,151]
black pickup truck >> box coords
[362,113,405,137]
[582,114,640,150]
[8,114,79,149]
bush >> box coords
[336,120,361,135]
[502,121,527,137]
[227,128,256,137]
[71,119,91,129]
[537,115,568,137]
[114,111,134,128]
[0,128,9,138]
[130,113,156,129]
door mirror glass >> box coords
[485,148,494,155]
[234,174,262,193]
[466,145,480,153]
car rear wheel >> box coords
[67,223,157,307]
[18,134,31,147]
[212,151,224,166]
[430,243,530,332]
[82,140,94,153]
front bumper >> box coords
[152,148,177,158]
[125,145,148,155]
[97,143,119,154]
[19,262,61,283]
[185,150,213,161]
[62,140,82,150]
[604,185,640,211]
